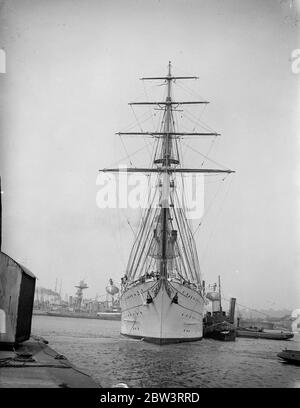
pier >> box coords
[0,335,99,388]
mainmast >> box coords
[163,60,173,167]
[99,62,235,283]
[160,61,173,279]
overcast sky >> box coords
[0,0,299,310]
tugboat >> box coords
[203,276,236,341]
[277,348,300,365]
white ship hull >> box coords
[120,278,204,344]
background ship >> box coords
[33,279,121,320]
[203,276,236,341]
[100,62,234,344]
[96,279,121,320]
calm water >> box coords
[32,315,300,388]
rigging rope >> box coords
[120,110,154,133]
[199,176,234,265]
[222,296,272,318]
[119,134,133,166]
[104,140,154,169]
[182,110,217,133]
[193,175,228,237]
[182,140,230,170]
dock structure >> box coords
[0,176,36,347]
[0,177,100,388]
[0,336,100,388]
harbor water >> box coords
[32,315,300,388]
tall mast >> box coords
[160,61,173,278]
[99,63,235,284]
[218,275,222,312]
[164,60,172,166]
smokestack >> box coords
[0,176,2,252]
[229,297,236,324]
[218,275,222,312]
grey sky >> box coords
[0,0,299,309]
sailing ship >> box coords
[100,62,234,344]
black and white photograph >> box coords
[0,0,299,394]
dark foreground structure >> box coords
[0,335,100,387]
[0,177,99,387]
[0,176,36,346]
[0,252,36,345]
